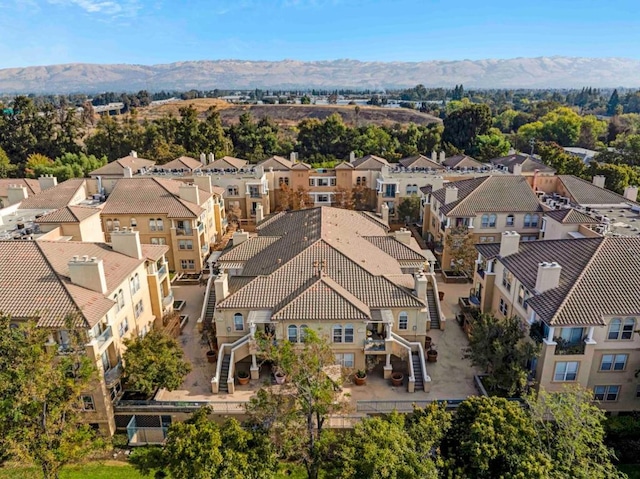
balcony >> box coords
[364,339,386,353]
[104,361,123,388]
[553,337,586,355]
[162,292,174,309]
[96,326,113,350]
[176,228,193,236]
[197,222,205,233]
[157,263,167,279]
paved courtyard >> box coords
[157,277,482,410]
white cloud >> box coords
[47,0,140,17]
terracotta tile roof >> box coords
[90,155,155,176]
[160,156,203,170]
[0,240,145,328]
[0,178,41,197]
[363,236,427,261]
[18,178,87,210]
[141,244,170,261]
[257,156,294,171]
[203,156,248,170]
[490,154,555,173]
[433,176,543,216]
[352,155,389,170]
[35,205,99,224]
[558,175,637,206]
[442,155,484,169]
[399,155,445,170]
[544,208,598,224]
[334,162,354,169]
[101,178,208,218]
[218,236,280,262]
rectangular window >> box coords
[330,178,336,186]
[594,385,620,402]
[502,269,512,291]
[499,298,508,316]
[398,316,408,330]
[179,239,193,250]
[181,259,195,270]
[600,354,627,371]
[151,237,167,245]
[110,381,122,402]
[118,317,129,337]
[134,300,144,319]
[554,361,579,381]
[518,285,527,305]
[344,324,354,343]
[333,326,343,343]
[82,395,95,411]
[234,315,244,331]
[335,353,355,368]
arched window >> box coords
[300,325,308,342]
[233,313,244,331]
[288,325,298,343]
[406,185,413,195]
[113,219,120,230]
[398,312,408,330]
[344,324,354,343]
[117,289,125,309]
[524,214,532,227]
[129,277,136,295]
[156,218,164,231]
[114,294,121,312]
[361,177,366,186]
[608,317,635,340]
[506,214,514,227]
[134,273,140,292]
[488,214,497,228]
[481,214,489,228]
[130,218,137,227]
[332,325,343,343]
[356,177,361,186]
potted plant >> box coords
[354,369,367,386]
[391,372,404,387]
[438,290,445,301]
[274,369,286,385]
[427,347,438,363]
[206,349,217,363]
[425,336,432,349]
[237,370,250,385]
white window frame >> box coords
[233,313,244,332]
[398,312,408,330]
[506,214,514,227]
[499,298,508,315]
[335,353,355,368]
[594,385,620,402]
[600,354,627,371]
[607,317,635,340]
[554,361,579,381]
[288,325,298,343]
[81,395,95,411]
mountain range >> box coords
[0,57,639,93]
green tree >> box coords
[527,386,625,479]
[474,128,511,160]
[123,329,192,396]
[246,329,350,479]
[587,162,640,194]
[0,314,102,479]
[607,89,621,116]
[467,313,539,397]
[441,396,552,479]
[397,196,421,223]
[442,103,492,153]
[30,153,107,181]
[0,146,17,178]
[444,226,477,277]
[536,142,587,176]
[300,95,311,105]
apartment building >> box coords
[89,153,155,194]
[35,205,106,242]
[473,232,640,411]
[101,177,225,273]
[207,206,446,395]
[0,230,171,434]
[0,178,42,207]
[422,175,544,269]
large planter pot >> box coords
[427,350,438,363]
[438,291,445,301]
[391,372,404,387]
[274,372,286,385]
[206,350,217,363]
[354,373,367,386]
[237,372,250,385]
[425,336,432,349]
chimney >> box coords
[439,151,445,163]
[208,153,215,165]
[38,174,58,191]
[255,204,264,223]
[232,229,250,246]
[7,184,28,205]
[444,186,458,205]
[512,163,523,176]
[499,231,520,257]
[130,150,137,158]
[535,262,562,293]
[111,227,143,259]
[349,151,356,163]
[123,166,133,178]
[68,256,108,294]
[200,152,207,165]
[414,272,428,301]
[623,186,638,202]
[290,152,298,163]
[431,150,437,163]
[179,183,200,205]
[592,175,606,188]
[394,227,412,245]
[380,203,389,225]
[214,271,229,304]
[193,175,213,194]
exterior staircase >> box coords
[411,352,424,391]
[218,354,231,393]
[427,284,440,330]
[203,286,216,331]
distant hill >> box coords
[1,57,639,93]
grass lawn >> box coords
[620,464,640,479]
[0,461,145,479]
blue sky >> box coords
[1,0,639,68]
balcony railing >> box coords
[176,228,193,236]
[157,263,167,278]
[162,292,174,308]
[104,361,123,388]
[96,326,113,349]
[364,339,386,352]
[553,337,586,355]
[197,222,204,233]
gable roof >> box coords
[0,240,145,328]
[203,156,248,171]
[490,154,555,174]
[0,179,41,198]
[442,155,484,169]
[334,162,355,170]
[558,175,637,206]
[544,208,598,225]
[101,178,208,218]
[35,205,100,224]
[257,156,295,171]
[18,178,87,210]
[399,155,445,170]
[352,155,389,170]
[433,175,543,216]
[160,156,204,171]
[89,155,155,177]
